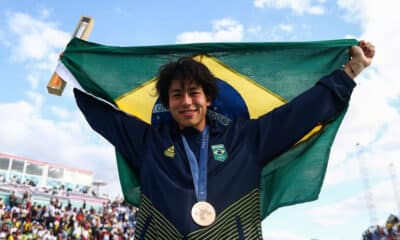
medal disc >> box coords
[191,201,216,226]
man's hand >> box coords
[344,40,375,79]
[351,40,375,68]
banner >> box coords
[57,37,356,219]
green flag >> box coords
[57,37,356,219]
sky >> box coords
[0,0,399,239]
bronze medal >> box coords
[191,201,216,226]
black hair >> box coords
[156,57,218,108]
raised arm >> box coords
[74,88,149,169]
[244,41,375,166]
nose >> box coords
[182,93,192,106]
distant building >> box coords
[0,153,107,210]
[0,153,93,191]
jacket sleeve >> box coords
[73,88,149,169]
[243,69,356,166]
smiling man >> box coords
[158,57,216,132]
[73,41,374,239]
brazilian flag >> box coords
[57,37,356,219]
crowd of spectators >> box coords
[0,191,138,239]
[362,214,400,240]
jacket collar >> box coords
[170,116,226,137]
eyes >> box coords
[171,90,202,99]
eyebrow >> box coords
[169,85,201,93]
[169,88,182,93]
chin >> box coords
[181,121,199,129]
[183,123,195,128]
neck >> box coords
[178,122,207,132]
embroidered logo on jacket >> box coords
[164,145,175,158]
[211,144,228,162]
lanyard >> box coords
[181,126,209,202]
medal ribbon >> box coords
[181,126,209,202]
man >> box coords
[74,41,374,239]
[8,191,17,209]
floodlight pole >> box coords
[47,16,94,96]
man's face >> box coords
[168,79,211,131]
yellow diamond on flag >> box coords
[193,55,286,119]
[114,54,321,144]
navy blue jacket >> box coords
[74,70,355,239]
